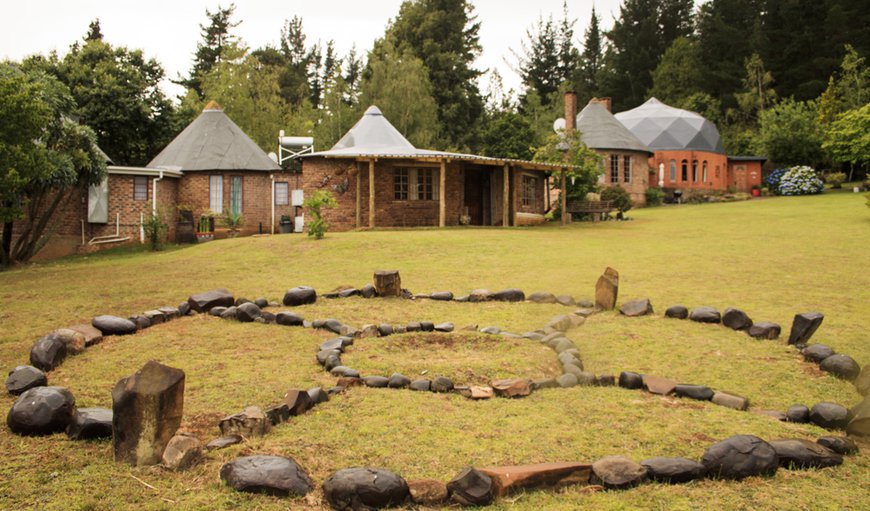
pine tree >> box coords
[85,19,103,41]
[179,4,240,98]
[513,2,578,107]
[579,7,603,96]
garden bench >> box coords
[566,200,614,222]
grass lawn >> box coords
[1,190,868,510]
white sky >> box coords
[0,0,630,100]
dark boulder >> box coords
[640,457,706,483]
[431,376,454,393]
[809,402,850,429]
[490,288,525,302]
[323,319,344,335]
[803,344,835,363]
[786,405,810,423]
[317,349,342,366]
[527,292,557,304]
[430,291,454,301]
[591,456,647,489]
[323,467,409,510]
[67,407,113,440]
[7,386,75,435]
[254,297,269,308]
[406,322,422,332]
[788,312,824,345]
[235,297,251,306]
[29,336,67,372]
[235,302,262,322]
[221,455,313,496]
[619,298,653,317]
[378,324,394,336]
[700,435,778,480]
[674,384,714,401]
[420,321,435,332]
[219,306,237,320]
[819,354,860,380]
[409,380,431,391]
[664,305,689,319]
[722,308,753,330]
[283,389,314,416]
[689,306,721,324]
[92,315,138,336]
[6,365,47,395]
[307,387,329,404]
[282,286,317,306]
[618,371,644,390]
[388,373,411,389]
[177,301,191,316]
[434,322,454,332]
[769,439,842,469]
[748,322,781,340]
[330,366,359,378]
[816,436,859,455]
[338,288,361,298]
[129,315,151,330]
[360,284,377,298]
[363,376,390,388]
[447,467,494,506]
[209,307,227,317]
[188,288,234,313]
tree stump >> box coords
[374,270,401,297]
[595,267,619,310]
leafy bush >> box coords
[142,210,167,251]
[778,165,825,196]
[765,168,787,192]
[303,190,337,239]
[601,185,633,214]
[220,211,244,237]
[824,172,846,189]
[644,187,665,206]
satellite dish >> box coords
[553,118,566,133]
[268,152,278,163]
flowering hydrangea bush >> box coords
[777,165,825,196]
[765,168,787,192]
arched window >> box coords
[681,160,688,181]
[692,160,698,182]
[610,155,619,183]
[669,160,676,182]
[702,161,708,182]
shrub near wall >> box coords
[777,166,825,196]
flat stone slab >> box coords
[221,455,313,496]
[480,462,591,496]
[640,457,706,483]
[712,391,749,411]
[619,298,653,317]
[67,407,112,440]
[206,435,242,451]
[491,378,531,398]
[188,288,234,313]
[591,456,647,489]
[770,439,843,469]
[323,467,409,510]
[643,375,676,395]
[689,306,720,324]
[67,323,103,347]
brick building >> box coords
[298,106,566,230]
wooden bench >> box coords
[566,200,614,222]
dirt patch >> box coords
[182,412,224,437]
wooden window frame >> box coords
[610,155,619,183]
[209,175,223,213]
[230,175,243,215]
[275,181,289,206]
[522,174,537,209]
[623,155,631,183]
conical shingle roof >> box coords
[148,103,280,171]
[576,102,652,154]
[615,98,725,154]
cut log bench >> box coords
[566,200,614,222]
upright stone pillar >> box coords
[112,360,185,466]
[595,267,619,310]
[374,270,402,297]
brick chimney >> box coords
[590,97,612,112]
[564,91,577,136]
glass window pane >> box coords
[275,182,289,205]
[230,176,242,214]
[209,175,223,213]
[133,176,148,201]
[623,156,631,183]
[669,160,676,181]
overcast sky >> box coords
[0,0,634,100]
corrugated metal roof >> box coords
[576,102,653,155]
[148,103,280,172]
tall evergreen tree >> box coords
[179,4,240,98]
[578,7,603,96]
[85,19,103,41]
[277,16,311,108]
[648,37,704,105]
[512,3,578,107]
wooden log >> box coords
[373,270,401,297]
[502,164,509,227]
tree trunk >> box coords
[1,221,13,268]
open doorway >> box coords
[463,168,492,225]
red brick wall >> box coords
[596,150,650,205]
[726,160,763,192]
[648,150,730,192]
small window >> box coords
[417,168,435,200]
[681,160,688,181]
[275,182,289,205]
[133,176,148,201]
[522,175,537,208]
[623,156,631,183]
[610,155,619,183]
[692,160,698,182]
[209,175,223,213]
[230,176,243,214]
[394,168,409,200]
[669,160,676,182]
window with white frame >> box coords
[393,167,439,200]
[133,176,148,201]
[209,175,223,212]
[522,174,537,208]
[275,181,289,205]
[702,161,708,182]
[623,155,631,183]
[610,155,619,183]
[669,160,676,182]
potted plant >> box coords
[196,210,215,242]
[220,210,244,238]
[751,184,762,197]
[279,214,293,234]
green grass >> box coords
[1,191,868,510]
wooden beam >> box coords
[511,167,518,227]
[355,164,361,228]
[560,169,567,226]
[368,159,375,229]
[502,163,510,227]
[439,159,446,227]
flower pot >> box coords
[196,232,214,243]
[751,189,761,197]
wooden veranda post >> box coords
[560,168,567,226]
[355,163,361,228]
[439,159,446,227]
[368,159,375,228]
[502,163,510,227]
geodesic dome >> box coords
[614,98,725,154]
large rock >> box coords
[308,387,329,405]
[219,406,270,437]
[674,384,714,401]
[816,436,859,455]
[786,405,810,423]
[546,315,573,332]
[620,298,653,317]
[480,462,591,496]
[803,344,835,363]
[66,407,112,440]
[235,302,262,322]
[221,455,313,496]
[431,376,454,393]
[283,389,314,416]
[67,323,104,347]
[6,365,47,395]
[748,322,781,340]
[769,439,842,469]
[664,305,689,319]
[162,433,202,470]
[49,328,87,355]
[323,467,409,510]
[468,288,493,302]
[788,312,824,345]
[388,373,411,389]
[408,479,448,505]
[282,286,317,306]
[819,354,860,380]
[722,308,753,330]
[29,336,67,371]
[490,288,525,302]
[595,267,619,310]
[701,435,778,479]
[491,378,532,398]
[447,467,494,506]
[643,375,676,395]
[430,291,453,301]
[92,315,138,336]
[640,457,706,483]
[7,386,75,436]
[528,292,557,304]
[847,396,870,437]
[810,402,850,429]
[689,306,721,324]
[712,391,749,411]
[557,373,578,387]
[618,371,644,390]
[591,456,647,489]
[276,311,305,326]
[856,365,870,396]
[363,376,390,388]
[112,360,185,466]
[188,288,234,312]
